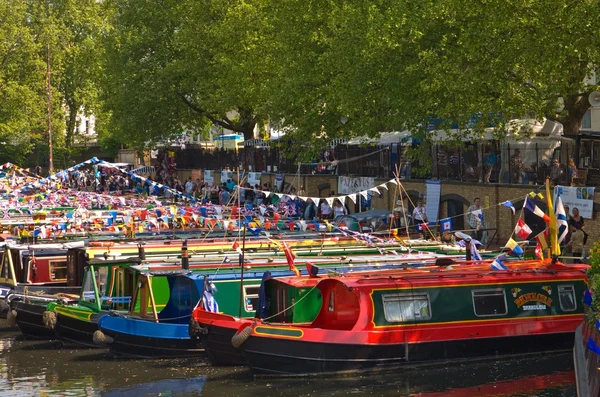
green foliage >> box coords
[586,242,600,324]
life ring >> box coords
[231,323,254,348]
[43,310,57,329]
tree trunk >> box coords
[552,93,591,136]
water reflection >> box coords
[0,319,576,397]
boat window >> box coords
[49,260,68,281]
[243,285,260,312]
[382,293,431,322]
[472,289,507,317]
[81,266,109,303]
[558,285,577,312]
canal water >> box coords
[0,320,576,397]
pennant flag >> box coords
[528,192,544,200]
[440,218,453,232]
[222,256,232,267]
[490,254,508,270]
[505,238,524,256]
[514,218,532,240]
[306,262,320,278]
[502,201,516,215]
[282,242,300,276]
[524,197,550,222]
[555,195,569,244]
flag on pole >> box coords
[491,254,508,270]
[534,243,544,260]
[470,240,482,261]
[505,238,524,256]
[555,195,569,244]
[306,262,320,278]
[282,242,301,276]
[231,241,242,255]
[514,218,532,240]
[524,197,550,222]
[440,218,453,232]
[535,231,548,252]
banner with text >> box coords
[425,180,442,222]
[554,185,595,219]
[204,170,214,185]
[338,176,375,195]
[248,172,262,187]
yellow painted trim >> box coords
[254,325,305,339]
[371,312,583,329]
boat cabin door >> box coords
[0,248,17,298]
[113,268,128,311]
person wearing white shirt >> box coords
[412,200,428,225]
[332,199,347,218]
[320,200,332,220]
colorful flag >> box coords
[490,254,508,270]
[282,242,300,276]
[440,218,453,232]
[505,238,524,256]
[470,240,482,261]
[534,243,544,260]
[528,192,544,200]
[524,197,550,222]
[502,201,516,215]
[535,230,549,251]
[555,195,569,244]
[514,218,532,240]
[306,262,320,278]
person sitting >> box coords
[566,224,584,264]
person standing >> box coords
[319,199,332,220]
[566,224,584,264]
[510,149,524,184]
[412,200,428,237]
[303,198,317,220]
[332,199,347,218]
[466,197,484,241]
[549,158,563,185]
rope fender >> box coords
[188,318,208,340]
[6,309,17,327]
[231,322,255,348]
[42,311,57,330]
[93,330,114,344]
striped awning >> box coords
[131,166,155,174]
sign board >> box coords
[338,176,375,195]
[248,172,262,187]
[554,185,595,219]
[275,173,285,192]
[425,180,441,222]
[204,170,214,185]
[221,171,234,183]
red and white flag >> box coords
[514,218,532,240]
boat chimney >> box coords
[137,243,146,260]
[181,239,189,270]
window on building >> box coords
[382,293,431,322]
[582,110,592,130]
[243,285,260,312]
[558,285,577,312]
[472,289,507,317]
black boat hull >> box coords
[102,329,204,358]
[243,332,576,376]
[199,322,246,366]
[55,313,103,348]
[11,301,56,339]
